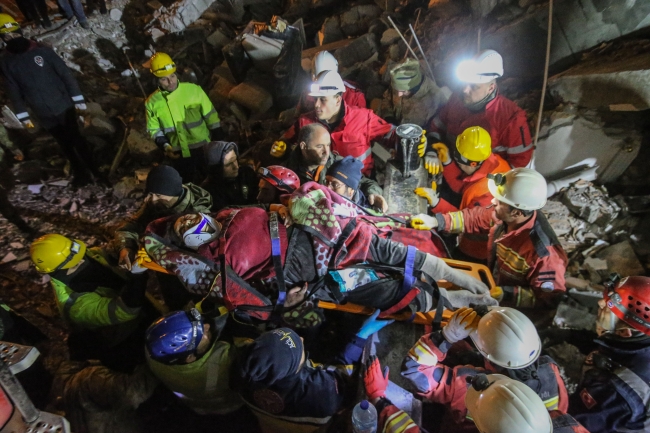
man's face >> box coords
[257,179,277,204]
[158,73,179,92]
[184,324,211,363]
[314,95,342,122]
[326,175,354,199]
[300,128,331,167]
[222,150,239,179]
[491,198,517,224]
[458,161,480,176]
[396,90,412,98]
[148,192,178,209]
[596,299,617,337]
[462,81,495,105]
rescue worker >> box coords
[415,126,511,263]
[145,52,224,183]
[201,141,258,211]
[0,124,35,235]
[145,309,243,418]
[256,165,300,205]
[233,311,392,432]
[421,50,533,172]
[29,234,149,369]
[115,164,212,270]
[326,155,386,213]
[275,70,398,176]
[411,167,567,308]
[570,274,650,432]
[0,14,102,187]
[284,123,386,210]
[400,306,569,431]
[375,58,448,127]
[296,50,366,114]
[365,363,589,433]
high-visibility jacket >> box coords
[431,153,511,261]
[435,207,568,308]
[147,339,242,415]
[428,92,533,168]
[49,249,140,329]
[145,82,221,158]
[283,102,397,176]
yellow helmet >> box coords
[150,52,176,78]
[0,14,20,34]
[455,126,492,166]
[30,234,87,273]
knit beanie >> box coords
[327,156,363,190]
[238,328,304,388]
[145,165,183,196]
[204,141,239,167]
[390,58,423,92]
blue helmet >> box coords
[145,308,204,364]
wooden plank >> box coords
[302,38,356,58]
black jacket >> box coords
[1,41,83,128]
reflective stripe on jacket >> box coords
[147,340,242,415]
[283,102,396,176]
[145,82,221,157]
[50,249,140,329]
[428,92,533,168]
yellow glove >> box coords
[491,286,504,302]
[414,182,439,207]
[433,142,450,165]
[270,140,287,158]
[136,248,153,265]
[410,213,438,230]
[417,129,428,157]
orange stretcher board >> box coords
[136,253,496,325]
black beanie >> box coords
[238,328,304,388]
[204,141,239,167]
[145,165,183,196]
[327,156,363,190]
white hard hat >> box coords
[456,49,504,84]
[465,374,553,433]
[470,307,541,369]
[309,70,346,97]
[311,51,339,79]
[487,167,547,211]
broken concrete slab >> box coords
[209,78,236,110]
[228,82,273,114]
[583,257,608,284]
[206,29,231,50]
[156,0,215,33]
[560,180,621,227]
[113,176,143,200]
[596,240,644,277]
[380,29,400,46]
[548,50,650,111]
[318,16,344,46]
[127,130,161,164]
[340,4,382,37]
[83,115,116,136]
[110,8,122,20]
[532,110,642,184]
[335,33,378,68]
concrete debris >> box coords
[83,115,117,136]
[596,241,645,277]
[339,4,382,37]
[206,29,231,49]
[560,180,620,226]
[155,0,216,33]
[27,184,44,195]
[112,176,143,200]
[228,82,274,114]
[380,29,400,47]
[1,252,17,263]
[545,341,586,395]
[126,130,161,164]
[318,16,344,46]
[110,9,123,21]
[335,33,378,68]
[533,109,641,184]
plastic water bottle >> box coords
[352,399,377,433]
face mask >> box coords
[182,213,221,250]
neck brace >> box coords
[182,213,221,250]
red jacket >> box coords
[283,102,396,176]
[437,206,567,308]
[429,92,533,168]
[296,80,366,114]
[431,154,511,260]
[400,331,568,432]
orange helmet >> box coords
[258,166,300,194]
[604,274,650,336]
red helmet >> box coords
[258,166,300,194]
[604,274,650,336]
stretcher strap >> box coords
[269,212,287,312]
[218,209,239,295]
[402,246,417,296]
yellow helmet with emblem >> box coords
[0,14,20,34]
[455,126,492,165]
[150,52,176,78]
[30,234,87,273]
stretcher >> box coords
[135,251,497,325]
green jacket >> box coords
[145,82,221,157]
[50,249,140,329]
[147,339,242,415]
[114,183,212,252]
